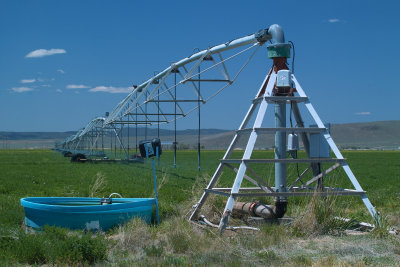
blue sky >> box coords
[1,0,399,132]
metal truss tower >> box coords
[189,26,377,231]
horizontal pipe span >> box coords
[134,33,264,93]
[105,28,273,124]
[62,24,286,147]
[233,201,274,218]
[233,201,287,219]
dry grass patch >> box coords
[88,172,107,197]
[112,218,153,251]
[291,194,357,236]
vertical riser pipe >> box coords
[275,103,287,201]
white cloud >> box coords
[89,86,132,94]
[56,89,62,93]
[328,18,340,23]
[41,84,51,87]
[355,112,371,115]
[66,84,90,89]
[12,87,33,93]
[57,69,65,74]
[26,48,66,58]
[20,79,36,83]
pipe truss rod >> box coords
[127,113,185,116]
[146,100,206,103]
[185,79,231,83]
[111,120,169,124]
[105,29,271,124]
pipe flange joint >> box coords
[255,28,270,44]
[267,43,291,58]
[249,202,258,216]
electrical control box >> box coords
[309,124,330,158]
[287,133,299,151]
[277,70,292,88]
[139,138,162,158]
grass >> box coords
[291,194,359,236]
[0,226,107,265]
[0,149,399,265]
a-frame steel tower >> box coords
[189,25,377,231]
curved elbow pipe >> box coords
[268,24,285,44]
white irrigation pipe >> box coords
[105,29,272,124]
[130,44,261,125]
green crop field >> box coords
[0,149,399,266]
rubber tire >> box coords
[63,151,72,157]
[71,153,86,163]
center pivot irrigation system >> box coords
[56,25,270,167]
[56,24,378,231]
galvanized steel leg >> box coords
[189,102,258,221]
[217,71,277,232]
[189,69,274,222]
[274,102,287,201]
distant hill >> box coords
[0,131,76,140]
[0,131,76,149]
[330,121,400,149]
[118,128,229,137]
[193,120,400,150]
[0,121,399,149]
[173,121,400,150]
